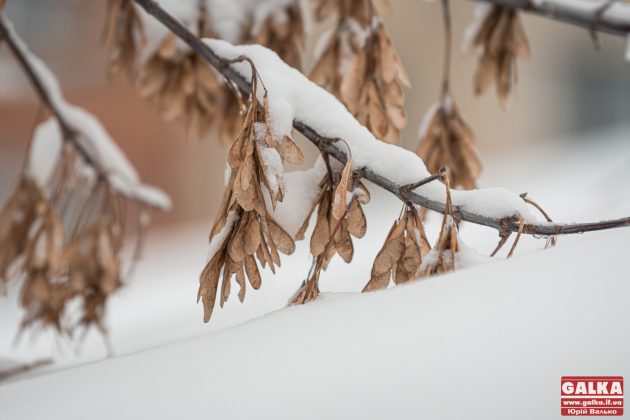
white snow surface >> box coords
[0,227,628,420]
[1,16,170,211]
[204,39,535,222]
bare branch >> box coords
[132,0,630,237]
[472,0,630,37]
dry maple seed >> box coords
[469,5,530,105]
[310,0,409,143]
[416,97,482,190]
[198,62,304,321]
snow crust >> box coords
[3,17,170,211]
[203,39,535,222]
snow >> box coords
[204,39,536,222]
[207,210,237,260]
[270,158,327,237]
[0,225,628,419]
[1,15,170,211]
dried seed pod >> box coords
[247,1,305,69]
[104,0,145,77]
[199,75,302,321]
[416,97,482,190]
[0,177,48,285]
[362,205,431,292]
[310,0,409,144]
[468,5,530,106]
[418,177,460,276]
[291,159,371,304]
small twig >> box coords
[490,231,512,257]
[589,0,617,49]
[440,0,452,101]
[401,167,447,194]
[507,216,526,258]
[0,358,53,382]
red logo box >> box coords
[561,376,624,416]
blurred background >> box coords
[0,0,629,369]
[1,0,628,225]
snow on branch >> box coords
[472,0,630,37]
[133,0,630,237]
[0,13,170,211]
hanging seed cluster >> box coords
[416,98,482,190]
[362,205,431,292]
[0,148,143,335]
[310,0,409,144]
[198,75,304,321]
[104,0,306,141]
[291,158,370,304]
[470,6,530,106]
[104,0,145,77]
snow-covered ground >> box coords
[0,124,629,419]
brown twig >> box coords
[132,0,630,237]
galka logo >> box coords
[561,376,624,416]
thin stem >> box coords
[440,0,452,101]
[132,0,630,237]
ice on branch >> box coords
[203,39,537,223]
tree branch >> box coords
[472,0,630,37]
[132,0,630,237]
[0,13,99,169]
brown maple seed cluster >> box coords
[104,0,306,141]
[470,5,531,106]
[363,205,431,291]
[416,98,482,190]
[0,149,136,335]
[291,158,370,304]
[198,74,304,321]
[310,0,409,144]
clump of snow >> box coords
[269,158,327,237]
[2,16,171,211]
[204,39,535,222]
[207,210,238,260]
[259,144,285,198]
